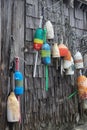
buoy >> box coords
[33,16,43,77]
[74,51,84,69]
[41,42,51,65]
[14,57,24,95]
[63,50,72,69]
[52,43,60,58]
[44,20,54,39]
[66,57,74,75]
[33,28,44,50]
[58,43,68,57]
[7,92,20,122]
[83,99,87,109]
[77,75,87,99]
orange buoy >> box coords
[77,75,87,99]
[58,43,68,57]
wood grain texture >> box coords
[0,0,24,129]
[0,0,87,129]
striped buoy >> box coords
[33,28,44,50]
[74,51,84,69]
[14,57,24,95]
[41,42,51,65]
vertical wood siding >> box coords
[0,0,24,129]
[0,0,87,130]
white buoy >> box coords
[7,92,20,122]
[44,20,54,39]
[74,51,84,69]
[52,43,60,58]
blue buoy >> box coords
[14,57,24,95]
[41,42,51,65]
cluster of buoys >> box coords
[33,19,86,109]
[33,19,84,76]
[33,20,54,65]
[6,13,86,124]
[51,42,75,75]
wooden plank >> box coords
[26,16,40,29]
[75,8,83,20]
[26,4,35,16]
[69,8,75,27]
[0,0,1,62]
[1,0,13,129]
[25,53,34,65]
[26,0,34,5]
[83,11,87,30]
[26,28,33,42]
[75,19,83,29]
[64,4,69,16]
[12,1,24,130]
[75,29,83,36]
[12,0,24,73]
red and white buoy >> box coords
[74,51,84,69]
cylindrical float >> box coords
[77,75,87,99]
[44,20,54,39]
[74,51,84,69]
[41,42,51,65]
[14,57,24,95]
[7,92,20,122]
[52,43,60,58]
[63,50,72,69]
[33,28,44,50]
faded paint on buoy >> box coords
[74,51,84,69]
[44,20,54,39]
[52,43,60,58]
[77,75,87,99]
[7,92,20,122]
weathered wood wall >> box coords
[24,0,87,130]
[0,0,87,130]
[0,0,24,129]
